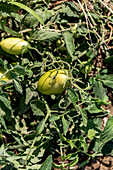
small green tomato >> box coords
[56,39,62,47]
[79,61,92,74]
[0,37,30,55]
[37,69,70,95]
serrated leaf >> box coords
[39,155,52,170]
[86,103,102,114]
[13,78,23,94]
[99,116,113,148]
[0,21,21,37]
[13,65,26,75]
[30,100,45,116]
[98,74,113,89]
[63,31,75,60]
[0,116,8,132]
[0,95,11,110]
[49,114,60,122]
[37,119,45,134]
[31,30,61,41]
[60,6,78,17]
[67,88,79,108]
[79,108,87,126]
[93,80,107,100]
[10,72,23,94]
[25,89,38,105]
[9,2,44,26]
[62,116,69,136]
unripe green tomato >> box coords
[0,69,11,81]
[59,46,66,52]
[37,69,70,95]
[0,37,30,55]
[56,39,62,47]
[79,62,92,74]
[71,25,78,34]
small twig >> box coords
[48,0,73,9]
[98,0,113,14]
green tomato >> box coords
[37,69,70,95]
[0,37,30,55]
[56,39,62,47]
[0,69,11,81]
[79,62,92,74]
[71,24,78,34]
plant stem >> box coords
[24,96,51,167]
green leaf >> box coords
[63,31,75,60]
[0,58,4,67]
[31,30,61,42]
[98,74,113,89]
[9,2,44,26]
[0,2,19,13]
[86,103,102,114]
[0,116,8,132]
[93,80,107,100]
[13,65,26,75]
[25,89,38,105]
[49,114,60,122]
[10,72,23,94]
[0,21,21,37]
[39,155,52,170]
[79,108,87,126]
[45,0,50,5]
[52,162,62,169]
[99,116,113,148]
[62,116,69,136]
[66,156,78,167]
[0,95,11,110]
[79,158,90,168]
[30,100,45,116]
[37,119,45,134]
[60,6,78,17]
[67,88,79,108]
[87,129,96,140]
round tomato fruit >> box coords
[0,69,11,81]
[56,39,62,47]
[0,37,30,55]
[37,69,70,95]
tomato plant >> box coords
[37,69,70,95]
[0,37,30,55]
[0,1,113,170]
[79,61,93,74]
[0,69,11,81]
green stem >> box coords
[24,97,51,167]
[28,46,45,56]
[0,67,14,81]
[53,122,65,169]
[24,135,38,166]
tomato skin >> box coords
[37,69,70,95]
[56,39,62,47]
[0,37,30,55]
[0,69,11,81]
